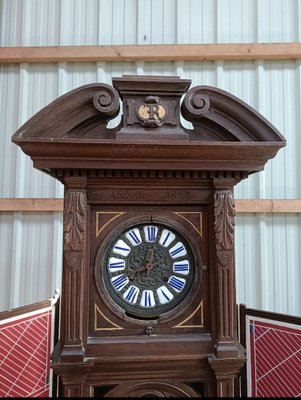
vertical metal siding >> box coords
[0,0,300,317]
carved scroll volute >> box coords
[181,86,211,123]
[61,177,87,360]
[213,179,238,358]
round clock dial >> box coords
[102,222,195,319]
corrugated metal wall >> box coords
[0,0,300,316]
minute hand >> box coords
[145,247,156,277]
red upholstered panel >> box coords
[0,308,52,397]
[247,317,301,397]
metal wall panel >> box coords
[0,0,300,318]
[2,0,300,46]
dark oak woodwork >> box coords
[11,75,285,397]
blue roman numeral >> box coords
[145,226,157,242]
[111,274,128,291]
[114,245,130,252]
[128,230,141,245]
[126,228,142,247]
[159,229,175,247]
[145,292,151,307]
[162,231,170,246]
[169,276,185,292]
[174,261,189,273]
[170,245,184,257]
[160,288,171,301]
[157,286,174,304]
[140,290,155,307]
[109,261,125,269]
[124,286,139,303]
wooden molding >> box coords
[0,198,64,212]
[1,43,301,64]
[0,198,300,213]
[235,199,301,213]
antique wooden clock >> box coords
[12,75,285,397]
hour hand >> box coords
[145,260,156,277]
[127,263,145,280]
[135,265,147,272]
[146,247,155,262]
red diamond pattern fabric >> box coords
[248,317,301,397]
[0,309,52,397]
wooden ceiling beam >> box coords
[1,43,301,63]
[0,198,300,213]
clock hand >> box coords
[145,262,155,277]
[129,247,157,279]
[126,262,144,280]
[134,247,154,271]
[128,263,154,280]
[148,246,155,261]
[135,265,147,272]
[144,246,156,277]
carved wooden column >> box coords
[213,178,237,357]
[60,175,88,362]
[209,178,246,396]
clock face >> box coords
[102,222,195,319]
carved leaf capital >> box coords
[214,191,235,250]
[64,191,87,250]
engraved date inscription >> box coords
[165,191,190,201]
[107,190,191,203]
[111,190,142,201]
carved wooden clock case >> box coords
[12,75,285,397]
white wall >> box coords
[0,0,300,316]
